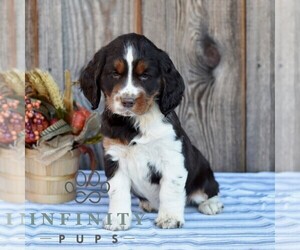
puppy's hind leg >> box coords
[188,190,224,215]
[139,199,158,213]
[198,195,223,215]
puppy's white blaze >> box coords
[120,45,139,96]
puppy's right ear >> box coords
[79,47,106,110]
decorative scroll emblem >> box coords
[65,171,110,204]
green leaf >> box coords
[83,132,103,145]
[56,108,67,120]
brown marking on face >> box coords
[105,83,122,111]
[132,91,159,115]
[114,59,125,74]
[103,137,128,151]
[135,60,148,75]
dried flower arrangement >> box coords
[0,70,24,148]
[24,69,102,204]
[25,69,101,148]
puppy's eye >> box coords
[139,74,150,81]
[111,72,121,79]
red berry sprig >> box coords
[0,95,23,144]
[25,96,49,145]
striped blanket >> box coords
[0,171,299,250]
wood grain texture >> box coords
[0,0,25,70]
[0,0,16,69]
[142,0,176,55]
[246,0,275,172]
[134,0,142,34]
[275,0,300,171]
[25,0,39,69]
[143,0,246,172]
[15,0,25,70]
[37,0,64,87]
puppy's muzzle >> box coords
[121,97,136,108]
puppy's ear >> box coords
[158,51,185,115]
[79,47,106,110]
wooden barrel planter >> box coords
[25,148,80,204]
[0,148,25,203]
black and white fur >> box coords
[80,33,223,231]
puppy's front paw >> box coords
[198,195,224,215]
[155,212,184,229]
[103,213,132,231]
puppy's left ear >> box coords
[79,47,106,110]
[158,51,185,115]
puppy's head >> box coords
[79,33,185,116]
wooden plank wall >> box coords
[25,0,39,70]
[246,0,275,171]
[143,0,246,172]
[0,0,25,70]
[14,0,300,171]
[275,0,300,171]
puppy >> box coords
[79,33,223,230]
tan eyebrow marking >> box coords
[135,60,148,75]
[114,59,125,74]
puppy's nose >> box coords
[121,97,136,108]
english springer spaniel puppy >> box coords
[80,33,223,231]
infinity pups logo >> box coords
[65,171,110,204]
[57,212,144,244]
[58,213,145,244]
[0,172,145,244]
[59,234,118,244]
[5,212,145,244]
[5,212,144,227]
[64,171,145,225]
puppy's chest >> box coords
[104,117,182,187]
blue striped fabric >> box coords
[0,171,299,250]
